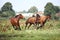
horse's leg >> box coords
[36,24,40,29]
[40,22,45,28]
[37,22,44,29]
[25,23,28,29]
[12,25,16,30]
[16,22,21,30]
[18,24,21,30]
[40,24,43,28]
[33,23,37,29]
[15,25,19,30]
[28,23,32,29]
[12,25,14,28]
[35,22,40,29]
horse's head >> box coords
[19,14,24,19]
[46,15,51,21]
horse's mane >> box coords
[32,15,35,17]
[36,14,40,17]
[15,15,19,18]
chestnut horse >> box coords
[36,14,51,29]
[10,14,24,30]
[25,14,51,29]
[25,15,36,29]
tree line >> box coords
[0,2,15,18]
[44,2,60,20]
[0,2,60,20]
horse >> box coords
[36,14,51,29]
[10,14,24,30]
[25,15,36,29]
[25,14,51,29]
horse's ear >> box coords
[19,14,22,15]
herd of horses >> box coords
[10,14,51,30]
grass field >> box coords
[0,19,60,40]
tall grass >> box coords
[0,19,60,40]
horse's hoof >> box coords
[18,28,21,30]
[37,27,40,30]
[14,28,18,30]
[19,29,21,30]
[34,29,36,30]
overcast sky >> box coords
[0,0,60,12]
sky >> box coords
[0,0,60,12]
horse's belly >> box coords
[10,19,18,25]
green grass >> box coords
[0,29,60,40]
[0,19,60,40]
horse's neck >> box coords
[45,16,49,20]
[36,16,40,22]
[16,16,20,21]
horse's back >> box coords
[40,16,48,22]
[26,17,36,23]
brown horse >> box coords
[36,14,51,29]
[25,15,36,29]
[10,14,24,30]
[25,14,51,29]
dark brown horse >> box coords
[10,14,24,30]
[36,14,51,29]
[25,15,36,29]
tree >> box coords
[1,2,12,11]
[28,6,38,13]
[54,6,60,13]
[44,2,54,15]
[1,2,15,17]
[0,10,2,17]
[20,10,27,13]
[44,2,60,19]
[0,10,2,14]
